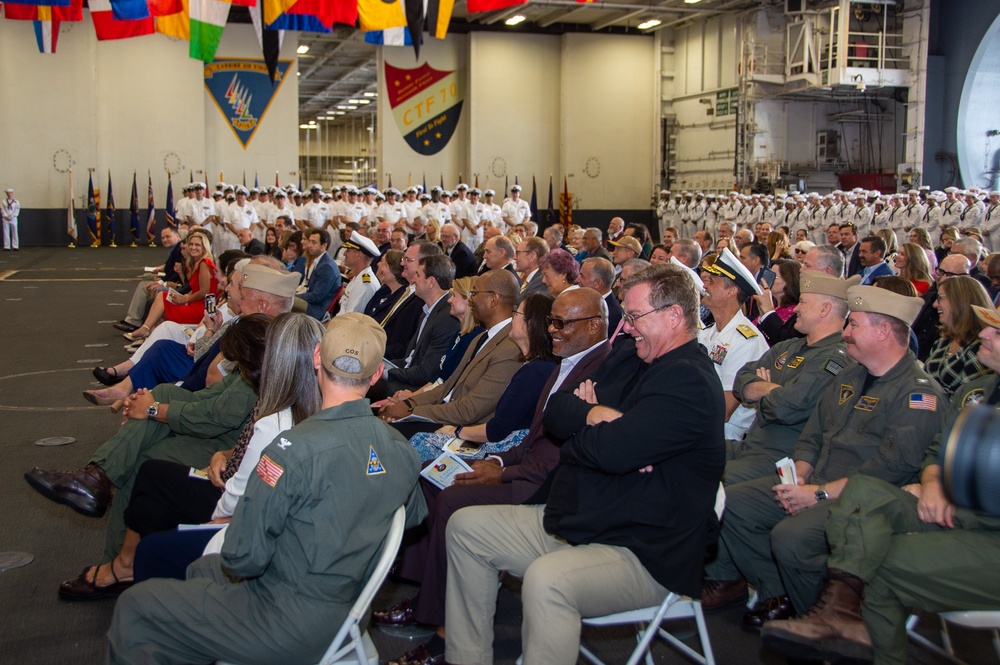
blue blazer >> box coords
[297,253,343,320]
[860,261,894,286]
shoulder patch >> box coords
[824,359,845,376]
[839,384,855,406]
[256,454,284,487]
[962,388,986,408]
[774,351,788,370]
[277,437,292,450]
[367,445,386,475]
[787,355,806,369]
[362,273,372,283]
[855,395,879,412]
[909,393,938,411]
[737,323,758,339]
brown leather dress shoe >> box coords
[387,644,445,665]
[373,598,417,626]
[24,464,113,518]
[742,594,794,632]
[700,578,748,612]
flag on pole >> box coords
[254,172,259,189]
[242,170,246,187]
[165,174,176,229]
[504,174,508,198]
[560,176,572,227]
[86,173,101,246]
[275,171,279,187]
[147,171,156,244]
[129,171,141,245]
[107,170,117,246]
[474,174,479,188]
[529,176,538,225]
[67,169,77,246]
[422,173,427,192]
[546,174,554,228]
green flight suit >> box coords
[107,398,428,665]
[727,331,852,485]
[91,373,257,560]
[717,353,946,614]
[825,374,1000,665]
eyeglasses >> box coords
[469,290,497,298]
[401,256,417,263]
[546,315,600,330]
[623,304,671,327]
[512,308,524,317]
[935,267,964,278]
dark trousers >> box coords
[397,479,514,626]
[124,459,222,537]
[133,528,218,582]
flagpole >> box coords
[108,169,117,248]
[68,168,76,248]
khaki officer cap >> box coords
[241,264,302,298]
[799,271,860,301]
[972,305,1000,331]
[610,236,643,255]
[321,312,386,379]
[846,285,923,326]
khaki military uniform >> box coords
[108,399,427,665]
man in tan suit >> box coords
[378,269,522,438]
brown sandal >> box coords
[58,561,133,601]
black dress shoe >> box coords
[113,321,139,333]
[93,366,126,386]
[743,595,795,632]
[701,578,749,612]
[387,644,445,665]
[24,464,114,518]
[373,598,417,626]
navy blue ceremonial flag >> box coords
[267,12,330,32]
[106,170,116,245]
[147,171,156,244]
[423,173,427,192]
[547,175,554,227]
[439,173,444,188]
[298,174,303,192]
[86,173,100,246]
[165,174,175,228]
[504,174,508,198]
[254,172,259,189]
[129,172,141,244]
[530,175,538,223]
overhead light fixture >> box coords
[505,14,525,26]
[348,99,362,104]
[356,99,371,105]
[637,19,661,29]
[296,45,309,54]
[363,91,377,97]
[684,0,702,3]
[299,124,315,129]
[296,72,301,77]
[345,105,357,110]
[337,105,347,109]
[335,111,346,115]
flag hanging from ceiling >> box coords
[67,169,77,245]
[147,171,156,243]
[364,27,412,47]
[465,0,525,13]
[266,11,329,31]
[261,0,295,26]
[86,173,101,246]
[358,0,405,33]
[129,172,141,244]
[205,59,292,148]
[155,0,189,39]
[4,0,81,21]
[190,0,231,62]
[33,7,59,53]
[5,0,70,7]
[285,0,355,28]
[149,0,182,15]
[248,0,281,82]
[426,0,454,40]
[106,170,117,245]
[165,174,176,228]
[109,0,150,20]
[90,0,154,39]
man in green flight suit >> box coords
[762,303,1000,664]
[724,272,859,485]
[703,285,947,632]
[107,312,427,665]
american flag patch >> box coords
[909,393,937,411]
[256,454,284,487]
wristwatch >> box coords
[815,484,829,502]
[147,401,161,419]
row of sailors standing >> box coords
[658,186,999,250]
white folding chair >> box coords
[218,505,407,665]
[906,611,1000,665]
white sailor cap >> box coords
[484,189,496,197]
[216,182,226,190]
[456,183,470,191]
[406,186,418,194]
[249,187,260,194]
[470,188,482,196]
[235,185,250,196]
[309,183,324,192]
[660,189,670,195]
[990,191,1000,198]
[419,193,431,201]
[212,190,224,198]
[907,189,919,195]
[510,184,522,192]
[430,186,443,194]
[273,190,286,198]
[385,187,401,196]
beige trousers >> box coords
[445,504,668,665]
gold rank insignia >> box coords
[839,384,855,405]
[787,355,805,369]
[855,395,879,412]
[737,324,758,339]
[362,273,372,283]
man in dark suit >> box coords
[578,256,623,337]
[440,223,477,279]
[443,264,725,664]
[582,227,613,263]
[839,223,862,277]
[515,236,549,301]
[374,288,612,665]
[476,234,521,286]
[237,228,265,256]
[295,228,342,321]
[382,253,460,394]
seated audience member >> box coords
[59,313,323,598]
[382,254,461,395]
[908,226,938,271]
[126,232,219,340]
[762,308,1000,663]
[436,277,485,385]
[378,270,522,438]
[913,253,972,360]
[581,227,613,263]
[338,230,383,315]
[756,244,846,345]
[624,222,653,258]
[477,234,520,286]
[669,237,703,269]
[375,287,610,665]
[702,286,946,632]
[894,241,933,294]
[105,314,427,665]
[767,231,792,262]
[539,247,579,296]
[440,222,477,279]
[752,259,801,333]
[649,244,670,264]
[113,226,184,333]
[407,291,560,462]
[441,264,725,665]
[857,235,894,286]
[281,230,306,277]
[577,257,623,336]
[719,271,855,487]
[263,225,282,259]
[237,227,265,256]
[365,249,424,359]
[295,228,343,320]
[699,248,770,440]
[924,275,994,396]
[25,314,271,567]
[951,236,991,290]
[514,236,548,299]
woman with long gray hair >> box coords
[59,313,325,599]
